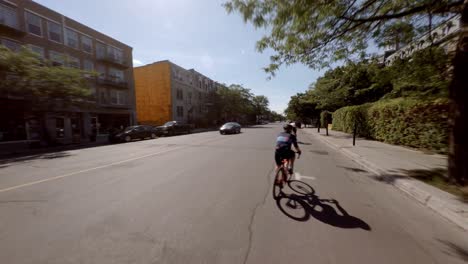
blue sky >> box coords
[35,0,325,113]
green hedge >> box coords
[332,98,449,153]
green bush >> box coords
[332,103,373,137]
[332,98,449,153]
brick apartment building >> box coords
[134,60,220,126]
[0,0,136,147]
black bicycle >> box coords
[273,152,300,199]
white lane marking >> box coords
[294,172,316,181]
[0,137,222,194]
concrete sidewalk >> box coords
[302,128,468,230]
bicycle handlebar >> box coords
[295,151,301,159]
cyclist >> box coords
[275,124,301,185]
[289,121,297,135]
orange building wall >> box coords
[133,62,172,125]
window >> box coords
[0,4,18,29]
[176,89,183,100]
[28,44,45,58]
[188,92,192,104]
[47,21,62,43]
[67,56,80,68]
[1,38,20,51]
[177,106,184,117]
[65,28,78,49]
[49,51,64,66]
[96,64,106,79]
[89,84,96,97]
[83,59,94,71]
[100,90,109,104]
[109,67,124,82]
[96,42,106,58]
[83,59,94,78]
[110,90,126,105]
[25,12,42,36]
[81,35,92,53]
[107,46,123,63]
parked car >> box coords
[109,125,157,143]
[220,122,241,134]
[155,121,192,136]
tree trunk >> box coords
[448,1,468,186]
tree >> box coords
[285,92,320,122]
[207,83,273,125]
[0,46,92,109]
[375,21,415,50]
[225,0,467,185]
[252,95,270,121]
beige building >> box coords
[385,15,461,66]
[134,60,221,125]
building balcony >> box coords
[0,22,26,36]
[96,54,129,68]
[98,99,130,109]
[96,78,128,89]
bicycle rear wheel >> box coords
[273,167,286,200]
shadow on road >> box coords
[337,166,368,173]
[298,141,312,145]
[0,151,74,168]
[275,181,371,230]
[308,150,329,155]
[438,239,468,262]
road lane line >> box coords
[0,137,224,194]
[294,172,316,181]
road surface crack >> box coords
[242,166,274,264]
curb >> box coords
[304,129,468,231]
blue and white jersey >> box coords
[275,132,297,150]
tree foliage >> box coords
[207,83,272,124]
[374,21,416,50]
[0,45,92,108]
[286,46,449,119]
[224,0,462,75]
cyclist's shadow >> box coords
[276,181,371,231]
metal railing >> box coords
[96,78,128,88]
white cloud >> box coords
[241,49,246,55]
[133,59,144,66]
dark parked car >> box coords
[155,121,192,136]
[109,125,157,143]
[220,122,241,134]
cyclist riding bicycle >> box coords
[275,124,301,183]
[289,122,297,135]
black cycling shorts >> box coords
[275,149,295,166]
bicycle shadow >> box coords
[275,181,371,231]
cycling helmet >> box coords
[283,124,293,132]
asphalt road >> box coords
[0,123,467,264]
